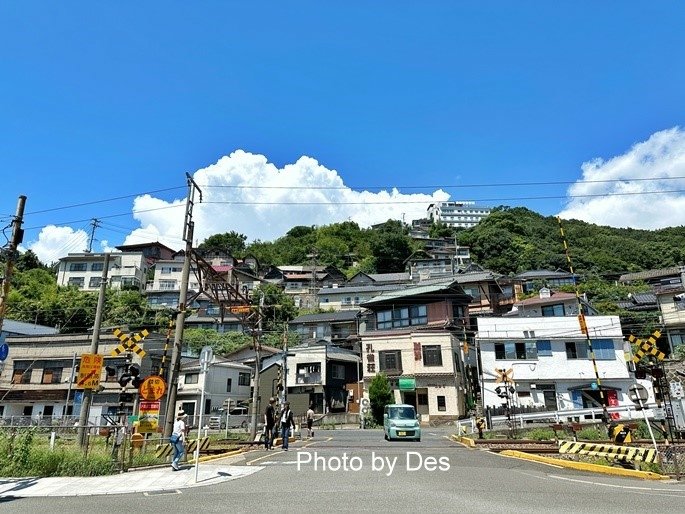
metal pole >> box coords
[194,380,206,482]
[637,394,659,453]
[65,352,76,418]
[78,253,110,448]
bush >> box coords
[525,428,556,441]
[576,427,605,441]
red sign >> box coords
[413,342,422,361]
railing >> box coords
[484,403,659,428]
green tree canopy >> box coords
[369,373,394,424]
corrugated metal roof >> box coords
[619,266,684,282]
[362,280,466,305]
[317,284,406,295]
[1,319,59,336]
[290,311,361,324]
[368,272,411,282]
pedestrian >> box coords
[306,404,315,438]
[264,397,276,450]
[170,411,188,471]
[280,401,296,451]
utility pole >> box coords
[249,295,264,440]
[0,195,26,335]
[77,253,110,448]
[283,322,289,402]
[85,218,100,253]
[164,173,202,437]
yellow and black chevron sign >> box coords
[111,328,149,358]
[155,443,173,459]
[558,440,658,464]
[187,436,210,453]
[628,330,663,363]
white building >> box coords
[56,252,148,292]
[427,201,491,228]
[176,357,252,427]
[476,316,644,418]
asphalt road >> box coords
[5,427,685,513]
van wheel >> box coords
[220,422,226,429]
[241,420,248,429]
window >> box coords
[592,339,615,360]
[331,363,345,380]
[494,341,538,360]
[541,304,565,317]
[418,393,429,406]
[565,342,588,360]
[184,373,199,384]
[69,263,87,272]
[91,262,104,272]
[437,395,446,411]
[12,362,31,384]
[226,378,232,392]
[41,366,62,384]
[537,340,552,357]
[159,280,177,290]
[89,277,102,288]
[238,372,251,386]
[376,305,427,330]
[68,277,84,288]
[379,350,402,373]
[422,345,443,366]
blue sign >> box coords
[591,382,598,390]
[0,341,8,361]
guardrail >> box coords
[457,404,660,434]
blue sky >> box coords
[1,2,684,263]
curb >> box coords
[192,447,248,464]
[449,434,476,448]
[499,450,671,480]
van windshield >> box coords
[388,407,415,420]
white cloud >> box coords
[28,225,89,264]
[558,127,685,229]
[122,150,450,249]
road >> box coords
[5,427,685,513]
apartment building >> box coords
[427,201,491,228]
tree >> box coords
[198,231,248,256]
[252,283,298,334]
[183,328,251,355]
[369,373,394,424]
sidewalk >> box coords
[0,462,263,498]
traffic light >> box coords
[105,365,117,378]
[634,365,647,380]
[130,364,143,388]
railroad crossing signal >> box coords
[76,353,103,389]
[111,328,148,358]
[628,330,663,364]
[495,368,514,384]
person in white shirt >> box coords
[280,402,295,451]
[306,405,315,438]
[171,411,187,471]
